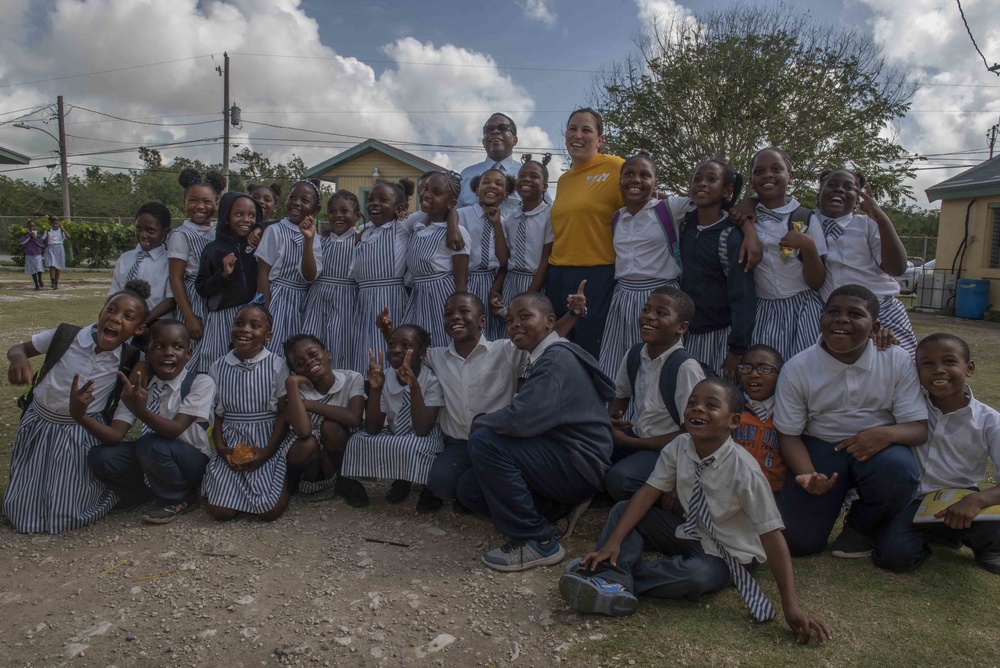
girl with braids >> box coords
[457,169,513,340]
[168,168,225,366]
[256,179,324,357]
[4,280,150,533]
[302,190,361,370]
[401,171,471,346]
[680,159,757,381]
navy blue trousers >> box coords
[87,433,209,504]
[545,264,616,360]
[426,435,470,500]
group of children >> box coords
[3,151,998,645]
[18,215,69,290]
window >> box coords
[991,208,1000,269]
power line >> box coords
[955,0,1000,76]
[0,55,216,90]
[68,105,218,127]
[228,51,597,74]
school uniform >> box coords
[401,221,472,347]
[110,244,173,313]
[256,218,325,356]
[599,197,690,380]
[774,341,927,556]
[301,230,358,370]
[20,231,46,279]
[587,435,783,604]
[424,336,528,500]
[679,212,756,375]
[604,341,705,501]
[817,211,916,356]
[733,396,785,493]
[293,370,366,437]
[457,204,507,340]
[43,227,67,269]
[2,325,125,533]
[167,220,216,356]
[349,216,422,375]
[87,369,215,505]
[202,349,292,514]
[751,200,827,361]
[457,155,529,218]
[878,388,1000,572]
[341,366,446,484]
[502,201,553,302]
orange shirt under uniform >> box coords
[549,153,625,267]
[732,405,785,492]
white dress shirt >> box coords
[612,197,691,282]
[381,366,445,433]
[31,324,122,415]
[114,371,217,456]
[753,199,827,300]
[816,212,901,300]
[457,204,507,271]
[614,341,705,438]
[915,388,1000,496]
[110,244,173,311]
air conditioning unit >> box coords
[916,274,957,310]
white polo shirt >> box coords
[647,435,784,564]
[915,388,1000,496]
[30,324,123,415]
[503,201,553,274]
[753,199,827,300]
[816,212,901,300]
[381,366,445,433]
[110,244,173,311]
[424,335,528,440]
[113,370,216,456]
[774,341,927,443]
[612,196,691,282]
[614,341,704,438]
[286,370,365,434]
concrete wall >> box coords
[934,196,1000,313]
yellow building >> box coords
[926,157,1000,315]
[304,139,444,215]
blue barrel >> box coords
[955,279,990,319]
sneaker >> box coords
[831,524,874,559]
[142,497,198,525]
[385,479,412,504]
[559,573,638,617]
[109,498,146,515]
[974,550,1000,575]
[482,537,566,572]
[564,557,584,574]
[336,477,370,508]
[553,498,592,540]
[452,500,474,516]
[415,487,443,514]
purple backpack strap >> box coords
[611,209,622,233]
[654,199,683,271]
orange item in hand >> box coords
[231,442,255,464]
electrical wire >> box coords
[0,55,216,90]
[67,105,218,127]
[955,0,1000,76]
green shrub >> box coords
[6,219,135,269]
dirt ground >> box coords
[0,488,618,667]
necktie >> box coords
[680,456,777,622]
[479,212,493,271]
[514,213,528,271]
[395,387,413,434]
[821,218,844,242]
[492,162,503,172]
[756,208,784,226]
[140,382,164,436]
[127,250,151,281]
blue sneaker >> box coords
[482,538,566,572]
[559,573,638,617]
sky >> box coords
[0,0,998,208]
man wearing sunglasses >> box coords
[458,113,531,215]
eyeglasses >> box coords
[483,123,513,135]
[737,363,778,375]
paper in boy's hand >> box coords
[913,488,1000,524]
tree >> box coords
[593,4,921,204]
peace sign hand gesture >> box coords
[395,349,418,388]
[368,348,386,390]
[118,369,148,415]
[855,183,883,219]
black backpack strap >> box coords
[625,342,644,403]
[787,206,814,232]
[658,349,695,426]
[18,323,81,416]
[102,343,140,423]
[179,369,210,431]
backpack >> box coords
[177,369,210,432]
[624,343,717,426]
[612,199,682,272]
[18,323,141,423]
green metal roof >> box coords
[0,145,30,165]
[304,139,442,179]
[925,155,1000,202]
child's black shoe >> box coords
[416,487,443,514]
[385,479,412,504]
[336,477,370,508]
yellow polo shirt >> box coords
[549,153,625,266]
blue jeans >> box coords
[876,492,1000,572]
[545,264,616,359]
[777,436,919,556]
[605,450,660,501]
[590,501,732,600]
[458,427,598,540]
[426,436,470,500]
[87,433,209,504]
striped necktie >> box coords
[492,162,503,172]
[756,208,784,226]
[821,218,844,241]
[395,388,413,434]
[680,456,776,622]
[478,212,493,270]
[140,382,164,436]
[514,213,528,271]
[127,250,151,281]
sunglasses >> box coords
[737,363,778,376]
[483,123,513,135]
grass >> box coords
[0,271,998,666]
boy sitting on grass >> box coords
[877,333,1000,573]
[560,378,830,644]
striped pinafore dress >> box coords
[461,205,506,340]
[402,224,454,346]
[261,220,315,356]
[302,230,358,369]
[171,221,215,368]
[203,349,291,514]
[349,221,411,375]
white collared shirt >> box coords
[411,221,471,273]
[256,218,325,277]
[166,220,216,276]
[614,341,705,438]
[527,330,565,365]
[458,155,526,213]
[113,370,216,456]
[915,388,1000,496]
[613,197,691,282]
[110,244,173,310]
[816,212,900,300]
[457,204,507,271]
[647,435,785,564]
[213,348,289,415]
[424,335,528,439]
[774,342,927,442]
[353,214,425,281]
[30,324,123,415]
[286,369,365,433]
[381,365,445,433]
[502,201,553,274]
[753,199,827,300]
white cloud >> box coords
[516,0,557,28]
[0,0,557,189]
[634,0,697,38]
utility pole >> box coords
[222,52,230,191]
[57,95,70,219]
[989,115,999,159]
